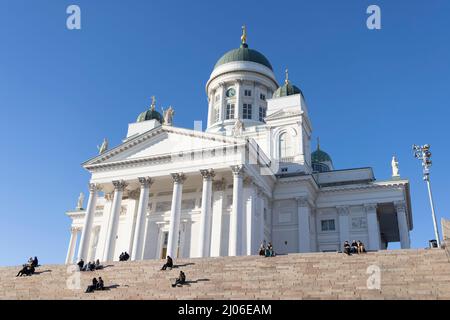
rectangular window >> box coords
[259,106,266,122]
[244,89,252,97]
[243,103,252,119]
[260,93,266,101]
[226,103,235,119]
[281,167,288,172]
[321,219,336,231]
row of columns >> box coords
[337,202,410,251]
[74,165,252,263]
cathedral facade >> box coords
[65,29,412,263]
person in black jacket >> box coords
[161,256,173,270]
[172,271,186,287]
[85,278,98,293]
[343,241,351,255]
[97,277,104,290]
[77,259,84,271]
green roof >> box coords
[273,81,302,98]
[311,149,332,163]
[214,44,273,70]
[137,109,163,123]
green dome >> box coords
[273,81,302,98]
[311,149,332,163]
[137,109,163,123]
[214,44,273,71]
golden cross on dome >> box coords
[317,137,320,150]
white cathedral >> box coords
[65,28,413,264]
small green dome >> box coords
[137,109,163,123]
[273,81,302,98]
[311,149,332,163]
[214,44,273,71]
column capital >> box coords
[71,226,81,233]
[231,165,244,177]
[213,178,227,191]
[296,196,309,207]
[138,177,153,188]
[112,180,128,191]
[363,203,378,213]
[336,206,350,216]
[394,201,406,212]
[88,183,101,193]
[171,173,186,184]
[200,169,215,181]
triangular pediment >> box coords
[83,125,245,168]
[265,109,301,121]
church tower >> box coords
[205,26,278,134]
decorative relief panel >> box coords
[351,217,367,230]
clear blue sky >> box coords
[1,0,449,267]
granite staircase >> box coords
[1,248,449,300]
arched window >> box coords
[279,132,292,159]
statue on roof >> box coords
[150,96,156,111]
[392,155,400,177]
[76,192,84,210]
[162,106,175,126]
[97,138,108,154]
[232,119,244,136]
[241,25,247,45]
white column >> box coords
[297,197,311,253]
[131,177,153,260]
[167,173,186,259]
[219,83,226,122]
[337,206,350,249]
[210,179,226,257]
[66,227,79,264]
[103,180,127,261]
[229,165,244,256]
[395,201,411,249]
[365,203,381,251]
[244,180,257,255]
[197,169,215,257]
[77,183,99,261]
[235,79,243,120]
[207,92,213,127]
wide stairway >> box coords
[1,248,449,299]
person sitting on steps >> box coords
[343,241,351,255]
[357,240,367,254]
[97,277,104,290]
[77,259,84,271]
[351,240,358,254]
[119,252,130,261]
[85,278,98,293]
[265,242,275,257]
[95,259,103,270]
[171,271,186,287]
[161,256,173,270]
[259,242,266,256]
[16,264,34,277]
[31,256,38,268]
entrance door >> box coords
[160,232,168,259]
